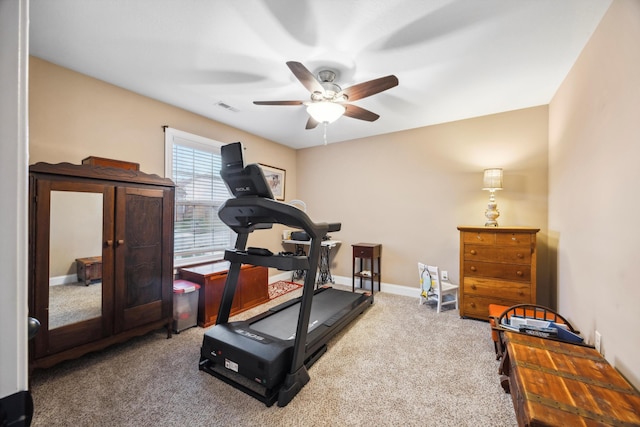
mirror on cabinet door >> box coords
[48,190,103,329]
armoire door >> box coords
[30,179,115,359]
[113,186,173,332]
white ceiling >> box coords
[29,0,611,149]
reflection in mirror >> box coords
[49,191,103,329]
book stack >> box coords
[501,316,584,344]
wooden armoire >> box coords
[28,162,175,370]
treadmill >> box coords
[199,142,373,407]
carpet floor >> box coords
[29,285,517,426]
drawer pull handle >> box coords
[471,284,477,290]
[516,270,523,276]
[517,253,523,258]
[106,240,113,247]
[470,302,476,308]
[117,239,125,246]
[470,249,477,255]
[476,234,482,240]
[512,236,517,241]
[470,266,477,272]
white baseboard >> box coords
[268,270,296,283]
[334,275,418,297]
[268,272,418,298]
[49,274,77,286]
[310,274,419,298]
[379,282,421,298]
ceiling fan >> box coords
[253,61,399,130]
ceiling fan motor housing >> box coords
[315,70,343,101]
[317,69,337,83]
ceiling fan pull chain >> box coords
[323,122,328,145]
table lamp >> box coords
[482,168,503,227]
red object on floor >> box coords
[268,280,302,300]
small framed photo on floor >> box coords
[259,164,286,201]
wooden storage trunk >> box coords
[178,261,268,327]
[502,331,640,426]
[75,256,102,285]
[82,156,140,171]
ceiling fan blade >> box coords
[338,75,399,101]
[253,100,304,106]
[344,104,380,122]
[286,61,325,94]
[305,116,319,129]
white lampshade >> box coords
[306,101,346,123]
[482,168,503,190]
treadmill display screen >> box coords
[220,142,274,199]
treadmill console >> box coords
[220,142,274,199]
[247,247,274,256]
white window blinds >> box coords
[164,128,233,266]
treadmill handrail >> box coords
[218,197,337,239]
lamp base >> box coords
[484,195,500,227]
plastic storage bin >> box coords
[173,280,200,333]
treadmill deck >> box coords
[200,287,372,403]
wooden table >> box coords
[501,331,640,426]
[178,261,268,328]
[352,243,381,294]
[282,239,341,284]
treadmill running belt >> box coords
[250,288,362,340]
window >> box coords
[164,128,233,267]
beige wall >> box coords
[297,106,549,300]
[29,57,296,253]
[549,0,640,388]
[30,57,550,299]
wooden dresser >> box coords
[457,226,539,320]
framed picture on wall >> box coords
[259,164,286,201]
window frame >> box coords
[164,127,233,268]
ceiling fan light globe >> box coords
[306,102,345,123]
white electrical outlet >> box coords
[595,331,602,353]
[441,270,448,281]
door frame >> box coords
[0,0,29,397]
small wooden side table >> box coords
[75,256,102,285]
[352,243,381,294]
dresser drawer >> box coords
[464,245,531,264]
[463,277,531,301]
[461,294,497,319]
[354,246,373,258]
[462,231,496,245]
[464,261,531,282]
[352,244,380,259]
[495,232,534,246]
[462,294,532,320]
